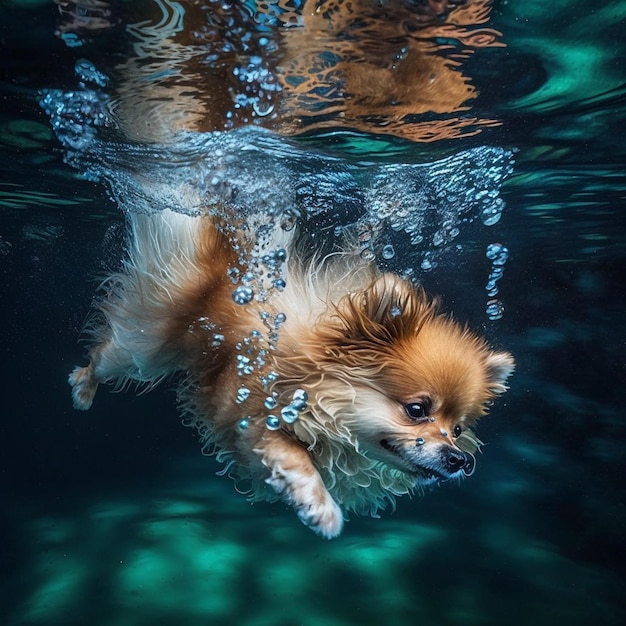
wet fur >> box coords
[70,209,514,538]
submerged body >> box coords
[70,208,514,537]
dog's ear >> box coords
[333,274,435,347]
[485,351,515,393]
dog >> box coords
[69,205,514,538]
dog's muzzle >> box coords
[441,446,475,476]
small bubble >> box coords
[266,415,281,430]
[281,406,299,424]
[381,244,395,260]
[390,305,402,318]
[274,278,286,291]
[253,101,274,117]
[212,333,225,346]
[236,387,251,403]
[292,388,308,404]
[360,248,375,261]
[432,231,444,247]
[416,437,425,446]
[264,396,277,410]
[238,418,250,431]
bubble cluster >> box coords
[228,241,288,308]
[229,54,281,125]
[260,370,279,390]
[484,243,509,320]
[232,285,254,305]
[75,59,109,88]
[236,354,254,375]
[485,242,509,297]
[236,387,251,404]
[269,388,309,429]
[188,316,215,334]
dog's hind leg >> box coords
[69,361,99,410]
[69,337,144,411]
[255,432,344,538]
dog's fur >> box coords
[69,208,513,537]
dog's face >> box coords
[304,275,514,486]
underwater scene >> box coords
[1,0,624,624]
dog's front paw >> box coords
[69,365,97,410]
[295,495,344,539]
[266,470,344,539]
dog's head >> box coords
[292,274,514,488]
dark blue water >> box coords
[1,1,624,625]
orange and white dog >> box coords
[69,206,514,538]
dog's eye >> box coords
[405,402,429,420]
[453,424,463,438]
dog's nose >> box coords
[442,447,474,475]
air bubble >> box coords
[486,299,505,320]
[486,242,509,265]
[381,244,395,260]
[280,406,299,423]
[292,388,308,406]
[264,396,277,409]
[480,199,504,226]
[266,415,281,430]
[236,387,251,403]
[253,101,274,117]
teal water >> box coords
[1,1,624,625]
